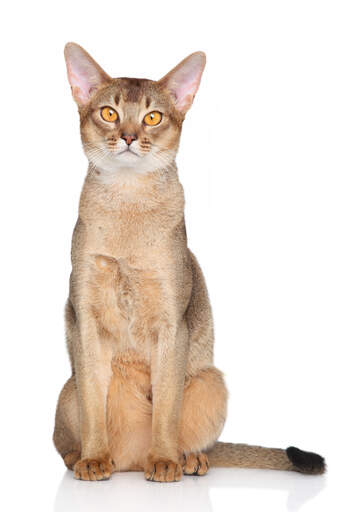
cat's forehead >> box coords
[93,77,172,110]
[115,78,151,103]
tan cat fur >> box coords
[53,43,325,482]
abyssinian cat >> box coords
[53,43,325,482]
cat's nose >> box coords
[121,133,137,146]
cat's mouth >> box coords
[116,147,140,157]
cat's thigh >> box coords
[179,367,228,454]
[107,363,152,472]
[53,376,81,466]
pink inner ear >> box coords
[175,74,201,111]
[64,43,110,105]
[66,64,94,104]
[162,53,206,113]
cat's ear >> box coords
[158,52,206,114]
[64,43,111,106]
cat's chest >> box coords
[90,253,162,358]
[84,209,164,261]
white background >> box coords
[1,1,340,510]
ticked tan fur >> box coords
[53,44,325,482]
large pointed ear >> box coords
[64,43,111,106]
[158,52,206,114]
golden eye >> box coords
[101,107,118,123]
[143,111,162,126]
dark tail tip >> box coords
[286,446,326,475]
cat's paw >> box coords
[74,455,115,481]
[183,452,209,476]
[144,457,182,482]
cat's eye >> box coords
[143,111,162,126]
[101,107,118,123]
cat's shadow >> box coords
[54,468,325,511]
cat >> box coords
[53,43,325,482]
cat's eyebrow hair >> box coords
[145,97,151,109]
[114,94,120,106]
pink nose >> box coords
[121,133,137,146]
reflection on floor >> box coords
[55,467,325,512]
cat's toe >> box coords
[74,456,115,481]
[144,459,182,482]
[183,452,209,476]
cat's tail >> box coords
[205,442,325,475]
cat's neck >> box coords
[87,161,178,187]
[79,161,184,214]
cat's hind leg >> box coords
[53,376,81,470]
[180,367,227,456]
[180,367,227,476]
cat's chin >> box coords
[87,148,175,181]
[87,152,143,174]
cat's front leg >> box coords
[72,309,115,481]
[145,319,189,482]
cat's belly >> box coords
[92,254,162,360]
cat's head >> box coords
[64,43,206,175]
